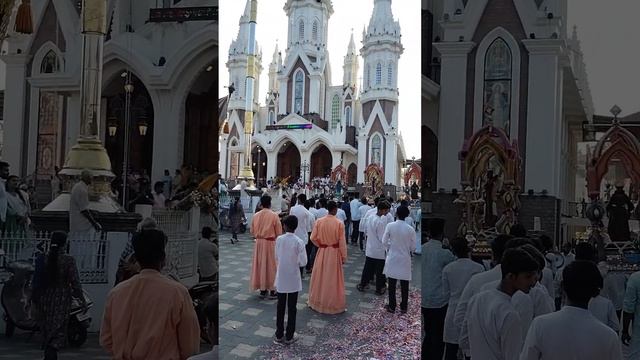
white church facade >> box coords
[220,0,407,187]
[1,0,216,202]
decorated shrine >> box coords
[363,163,384,198]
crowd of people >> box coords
[421,220,631,360]
[245,191,419,344]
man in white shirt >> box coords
[382,206,416,314]
[454,234,511,359]
[521,261,623,360]
[289,194,314,278]
[314,198,329,219]
[335,200,347,225]
[350,197,364,245]
[464,247,540,360]
[198,227,218,282]
[273,216,307,344]
[357,200,373,251]
[69,170,102,233]
[442,237,485,360]
[357,201,392,295]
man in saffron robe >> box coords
[250,195,283,299]
[308,200,348,314]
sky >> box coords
[567,0,640,117]
[219,0,421,159]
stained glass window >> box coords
[332,95,340,129]
[294,70,304,114]
[483,38,512,135]
[376,63,382,85]
[371,134,382,165]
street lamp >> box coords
[301,160,310,185]
[256,147,262,186]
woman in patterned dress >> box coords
[33,231,86,360]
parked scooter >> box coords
[0,248,93,347]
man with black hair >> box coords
[308,200,347,314]
[381,205,415,314]
[358,200,393,295]
[250,195,283,299]
[442,237,484,360]
[289,194,314,278]
[464,247,539,359]
[188,294,218,359]
[521,261,622,360]
[421,218,455,360]
[198,226,218,282]
[101,229,200,359]
[454,234,511,359]
[273,215,307,344]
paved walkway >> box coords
[219,228,422,359]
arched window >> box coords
[41,50,60,74]
[371,134,382,165]
[387,63,393,86]
[299,20,305,41]
[365,65,370,88]
[312,21,318,42]
[268,110,275,124]
[375,63,382,85]
[345,106,352,126]
[294,70,304,114]
[331,95,341,129]
[483,37,512,135]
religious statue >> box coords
[410,182,419,200]
[607,186,635,242]
[483,170,499,228]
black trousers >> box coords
[387,277,409,311]
[305,237,317,271]
[444,342,459,360]
[351,220,360,243]
[423,305,447,360]
[276,292,298,340]
[359,257,386,291]
[359,231,365,250]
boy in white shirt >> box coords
[463,247,540,360]
[273,215,308,345]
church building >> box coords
[220,0,407,187]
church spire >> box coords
[343,29,359,88]
[347,30,356,56]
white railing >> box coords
[152,209,193,233]
[164,231,198,280]
[0,231,109,284]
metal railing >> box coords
[0,231,108,284]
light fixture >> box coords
[138,117,148,136]
[206,64,213,72]
[107,116,118,137]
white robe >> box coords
[274,233,307,293]
[455,265,502,355]
[382,220,415,281]
[357,205,372,230]
[588,295,620,332]
[289,204,314,245]
[519,306,623,360]
[464,289,523,360]
[442,258,484,344]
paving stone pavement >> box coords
[219,228,422,359]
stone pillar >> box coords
[433,41,475,190]
[522,39,564,197]
[65,93,82,156]
[385,134,398,184]
[0,54,31,175]
[309,75,321,114]
[357,132,367,183]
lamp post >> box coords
[256,147,262,186]
[121,73,133,206]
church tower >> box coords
[278,0,334,117]
[358,0,404,184]
[343,31,359,89]
[226,0,263,113]
[266,44,282,125]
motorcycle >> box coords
[189,280,217,344]
[0,249,93,347]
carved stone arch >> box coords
[32,41,65,75]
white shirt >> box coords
[588,295,620,332]
[274,233,307,293]
[480,280,554,337]
[382,220,415,281]
[541,266,555,299]
[69,181,93,233]
[152,192,166,209]
[336,208,347,223]
[442,258,485,343]
[314,207,328,220]
[404,216,415,230]
[197,239,218,278]
[464,289,523,360]
[289,204,314,244]
[365,214,392,260]
[602,272,627,311]
[520,306,623,360]
[455,265,502,355]
[350,199,363,221]
[358,205,372,230]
